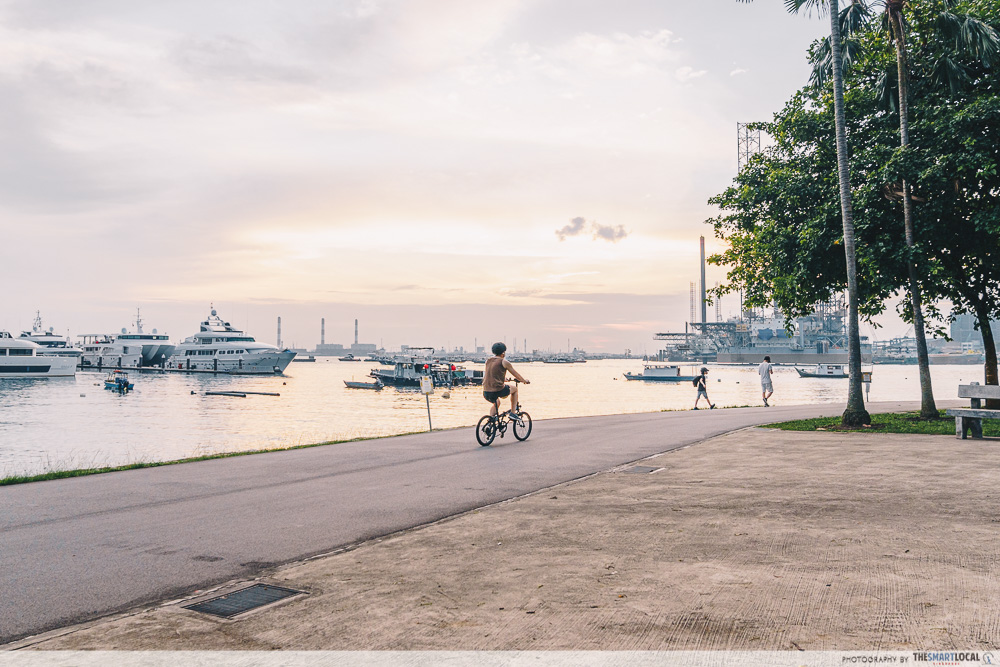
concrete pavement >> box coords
[7,401,996,651]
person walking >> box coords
[758,355,774,407]
[693,367,714,410]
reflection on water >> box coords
[0,359,983,476]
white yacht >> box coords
[0,332,77,378]
[79,334,142,369]
[164,307,296,374]
[78,310,174,369]
[18,312,82,359]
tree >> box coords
[715,0,1000,404]
[738,0,870,425]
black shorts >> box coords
[483,386,511,403]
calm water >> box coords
[0,359,981,477]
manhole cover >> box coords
[625,465,663,474]
[183,583,304,618]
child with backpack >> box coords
[693,367,715,410]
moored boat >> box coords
[623,364,698,382]
[795,363,849,378]
[164,307,296,374]
[344,379,383,390]
[0,332,77,378]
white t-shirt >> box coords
[758,362,773,380]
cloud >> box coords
[556,217,629,243]
[592,223,628,243]
[555,216,587,240]
[675,66,706,82]
[730,68,747,76]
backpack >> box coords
[692,376,700,387]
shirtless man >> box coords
[482,342,529,416]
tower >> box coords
[277,317,282,348]
[321,318,325,345]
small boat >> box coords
[292,355,317,363]
[339,354,364,362]
[623,364,698,382]
[344,379,383,390]
[795,363,849,378]
[104,370,134,392]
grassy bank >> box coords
[0,431,424,487]
[766,409,1000,436]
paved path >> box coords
[0,402,923,644]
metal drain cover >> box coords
[184,583,304,618]
[625,465,663,474]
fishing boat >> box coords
[623,364,698,382]
[795,363,849,378]
[104,370,134,392]
[370,358,478,387]
[292,355,317,363]
[339,354,364,362]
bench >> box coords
[946,383,1000,439]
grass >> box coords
[0,431,425,487]
[765,409,1000,436]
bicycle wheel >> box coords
[512,411,532,441]
[476,415,497,446]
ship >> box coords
[654,297,873,365]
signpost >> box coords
[420,375,434,431]
[861,370,872,401]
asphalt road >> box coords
[0,401,925,644]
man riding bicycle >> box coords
[483,342,529,416]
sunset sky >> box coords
[0,0,909,352]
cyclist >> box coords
[483,342,529,417]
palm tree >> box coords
[813,1,1000,416]
[740,0,870,425]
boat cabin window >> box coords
[0,349,5,355]
[7,348,32,356]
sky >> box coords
[0,0,911,353]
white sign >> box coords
[419,375,434,395]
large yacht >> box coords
[79,310,174,369]
[164,307,296,374]
[0,332,77,378]
[18,312,82,359]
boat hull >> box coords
[0,356,77,378]
[623,373,696,382]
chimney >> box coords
[321,318,325,345]
[277,316,282,348]
[700,236,707,325]
[354,319,359,345]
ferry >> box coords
[164,307,296,374]
[0,332,78,378]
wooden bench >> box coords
[946,383,1000,439]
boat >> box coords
[623,364,698,382]
[344,379,383,390]
[292,355,317,363]
[370,357,479,387]
[795,363,849,378]
[163,307,296,374]
[0,331,77,378]
[79,334,142,369]
[18,312,82,359]
[338,354,363,362]
[103,370,134,392]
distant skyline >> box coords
[0,0,912,351]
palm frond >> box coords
[936,12,1000,65]
[930,54,970,93]
[875,67,897,113]
[841,2,872,37]
[784,0,828,18]
[809,34,865,90]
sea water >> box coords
[0,359,981,477]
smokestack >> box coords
[321,318,325,345]
[700,236,707,325]
[277,316,282,348]
[355,319,359,345]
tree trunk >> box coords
[974,299,1000,409]
[891,7,938,419]
[830,0,871,426]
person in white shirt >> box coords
[758,355,774,407]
